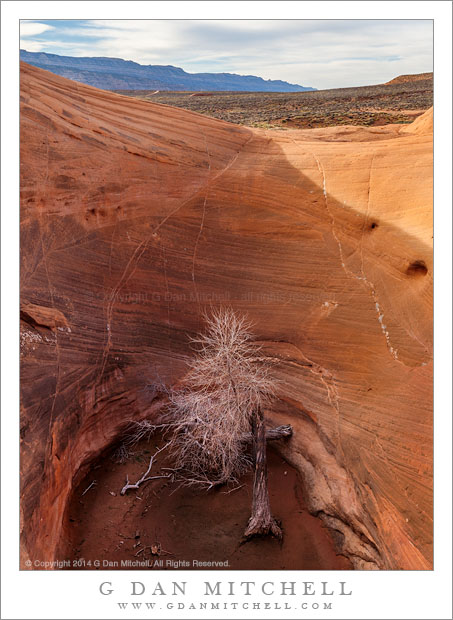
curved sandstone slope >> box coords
[20,63,432,569]
[400,106,433,135]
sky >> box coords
[19,19,433,90]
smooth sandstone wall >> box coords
[20,63,432,569]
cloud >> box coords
[20,39,45,52]
[19,19,433,89]
[20,21,54,37]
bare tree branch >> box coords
[242,424,293,444]
[120,443,171,495]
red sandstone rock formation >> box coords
[20,62,432,569]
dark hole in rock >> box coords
[406,260,428,277]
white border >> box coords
[2,2,451,619]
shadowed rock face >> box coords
[20,62,432,570]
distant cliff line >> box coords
[20,50,316,93]
[385,72,433,85]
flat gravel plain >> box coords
[116,78,433,129]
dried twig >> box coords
[111,443,134,464]
[81,480,97,496]
[120,443,171,495]
[123,422,175,447]
[222,483,245,495]
[135,542,174,558]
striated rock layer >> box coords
[20,62,433,569]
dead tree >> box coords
[244,406,283,538]
[165,308,292,539]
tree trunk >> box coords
[244,407,282,539]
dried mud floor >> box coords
[66,439,352,570]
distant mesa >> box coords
[385,72,433,86]
[19,50,316,93]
